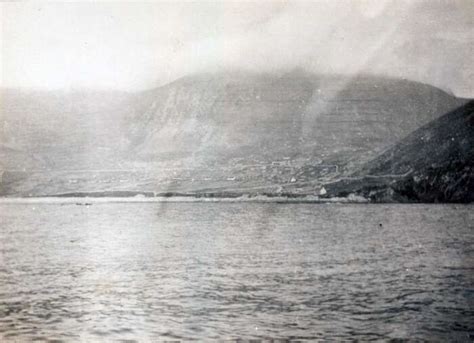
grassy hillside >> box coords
[325,101,474,202]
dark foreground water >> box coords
[0,202,473,341]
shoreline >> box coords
[0,196,472,205]
[0,196,364,204]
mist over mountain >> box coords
[0,71,469,198]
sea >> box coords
[0,202,473,341]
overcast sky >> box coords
[1,1,473,96]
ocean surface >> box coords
[0,202,473,341]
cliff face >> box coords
[325,101,474,202]
[127,72,463,169]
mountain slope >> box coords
[0,72,469,197]
[0,89,135,170]
[128,71,464,169]
[325,101,474,202]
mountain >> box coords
[325,101,474,202]
[0,71,469,197]
[127,71,463,167]
[0,89,135,170]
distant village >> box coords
[0,157,341,197]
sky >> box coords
[1,0,473,97]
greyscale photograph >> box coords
[0,0,473,341]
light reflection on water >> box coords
[0,203,473,340]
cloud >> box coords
[1,1,472,96]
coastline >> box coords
[1,196,472,205]
[0,195,369,204]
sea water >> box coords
[0,202,473,340]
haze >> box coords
[1,0,473,97]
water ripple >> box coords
[0,203,473,340]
